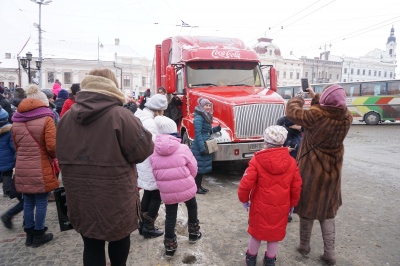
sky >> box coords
[1,0,399,69]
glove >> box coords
[242,202,250,211]
[295,90,305,99]
[212,125,222,133]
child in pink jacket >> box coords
[150,116,202,259]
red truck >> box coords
[151,36,285,162]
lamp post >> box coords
[31,0,52,88]
[19,52,42,84]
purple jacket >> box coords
[150,134,198,205]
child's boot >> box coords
[297,217,314,257]
[320,219,336,265]
[263,253,276,266]
[32,228,53,247]
[164,236,178,259]
[188,219,202,243]
[245,251,257,266]
[142,212,164,239]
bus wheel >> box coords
[364,112,380,125]
[182,132,192,148]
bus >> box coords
[277,79,400,125]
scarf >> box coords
[12,107,55,122]
[194,106,213,124]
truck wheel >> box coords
[364,112,380,125]
[182,132,191,148]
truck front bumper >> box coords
[212,142,264,161]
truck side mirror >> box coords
[269,66,277,92]
[166,65,176,94]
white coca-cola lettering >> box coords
[211,50,241,59]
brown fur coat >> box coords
[286,96,352,220]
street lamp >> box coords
[19,52,42,84]
[31,0,52,88]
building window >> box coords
[48,72,54,83]
[269,50,272,55]
[9,82,15,89]
[64,72,72,84]
[343,79,346,82]
[368,70,371,76]
[0,82,4,87]
[374,70,377,76]
[305,72,308,78]
[277,71,280,78]
[350,68,354,74]
[384,71,387,78]
[336,74,339,80]
[329,74,332,80]
[378,71,381,77]
[142,76,146,87]
[123,75,130,87]
[344,68,347,74]
[283,72,286,78]
[357,69,360,75]
[390,72,393,78]
[362,69,365,75]
[289,72,293,79]
[296,72,300,79]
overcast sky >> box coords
[1,0,399,65]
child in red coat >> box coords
[238,125,302,266]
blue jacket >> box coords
[191,111,213,174]
[0,123,16,171]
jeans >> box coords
[141,189,161,218]
[5,197,24,218]
[82,234,131,266]
[1,170,13,196]
[23,192,49,230]
[165,197,198,238]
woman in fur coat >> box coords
[286,84,353,266]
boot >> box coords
[195,174,207,194]
[263,253,276,266]
[32,229,53,247]
[320,219,336,265]
[164,236,178,259]
[138,212,144,235]
[142,212,164,239]
[188,220,202,244]
[1,214,12,229]
[245,251,257,266]
[24,227,34,246]
[297,217,314,257]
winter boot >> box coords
[188,220,202,244]
[195,174,206,194]
[263,253,276,266]
[1,214,12,229]
[142,212,164,239]
[297,217,314,257]
[24,227,34,246]
[164,236,178,259]
[320,219,336,265]
[32,229,53,247]
[245,251,257,266]
[138,212,144,235]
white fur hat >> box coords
[26,84,49,107]
[145,94,168,110]
[154,116,177,134]
[264,125,288,146]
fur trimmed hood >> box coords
[0,123,12,134]
[81,75,125,105]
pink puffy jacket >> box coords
[150,134,197,204]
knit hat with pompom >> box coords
[26,84,49,107]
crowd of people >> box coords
[0,69,351,266]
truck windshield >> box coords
[187,61,264,88]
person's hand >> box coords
[242,202,250,211]
[288,146,295,152]
[307,87,315,98]
[290,207,294,215]
[200,150,208,155]
[213,124,222,133]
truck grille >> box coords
[234,104,285,138]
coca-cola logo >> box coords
[211,50,241,59]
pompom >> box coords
[26,84,40,96]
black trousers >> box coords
[165,197,198,239]
[141,189,162,218]
[1,170,13,196]
[82,234,130,266]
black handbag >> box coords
[53,187,74,231]
[9,174,22,200]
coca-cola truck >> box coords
[151,36,285,162]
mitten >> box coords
[242,202,250,211]
[212,124,222,133]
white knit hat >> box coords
[145,94,168,110]
[154,116,177,134]
[264,125,288,146]
[26,84,49,106]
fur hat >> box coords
[264,125,288,146]
[41,89,54,99]
[0,107,9,121]
[57,89,69,99]
[154,116,177,134]
[26,84,49,106]
[320,84,346,109]
[14,87,25,98]
[81,75,126,104]
[145,94,168,110]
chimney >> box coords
[115,38,120,46]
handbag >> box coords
[204,138,218,154]
[53,187,74,231]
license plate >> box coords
[249,143,264,151]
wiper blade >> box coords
[227,84,251,86]
[191,83,217,87]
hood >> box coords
[193,87,283,105]
[52,83,61,90]
[153,134,181,156]
[0,123,12,135]
[69,91,121,125]
[254,147,293,175]
[134,108,154,123]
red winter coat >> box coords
[60,98,75,118]
[238,147,302,241]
